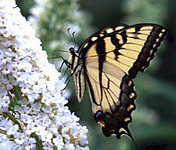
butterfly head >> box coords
[69,47,75,55]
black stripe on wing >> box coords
[96,38,106,101]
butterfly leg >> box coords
[58,56,71,72]
[58,56,72,80]
[60,72,74,94]
[58,57,74,94]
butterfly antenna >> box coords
[67,28,76,48]
[67,28,73,41]
[72,31,76,48]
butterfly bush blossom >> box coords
[0,0,89,149]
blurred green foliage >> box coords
[16,0,176,149]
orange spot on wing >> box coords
[98,121,106,127]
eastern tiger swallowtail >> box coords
[62,23,172,139]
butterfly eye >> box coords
[69,47,75,54]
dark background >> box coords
[16,0,176,149]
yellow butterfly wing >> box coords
[71,23,172,138]
[85,57,136,138]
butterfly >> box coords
[62,23,172,139]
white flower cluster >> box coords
[0,0,89,149]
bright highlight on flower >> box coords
[0,0,89,149]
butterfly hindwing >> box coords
[101,75,136,138]
[85,57,125,112]
[85,57,136,138]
